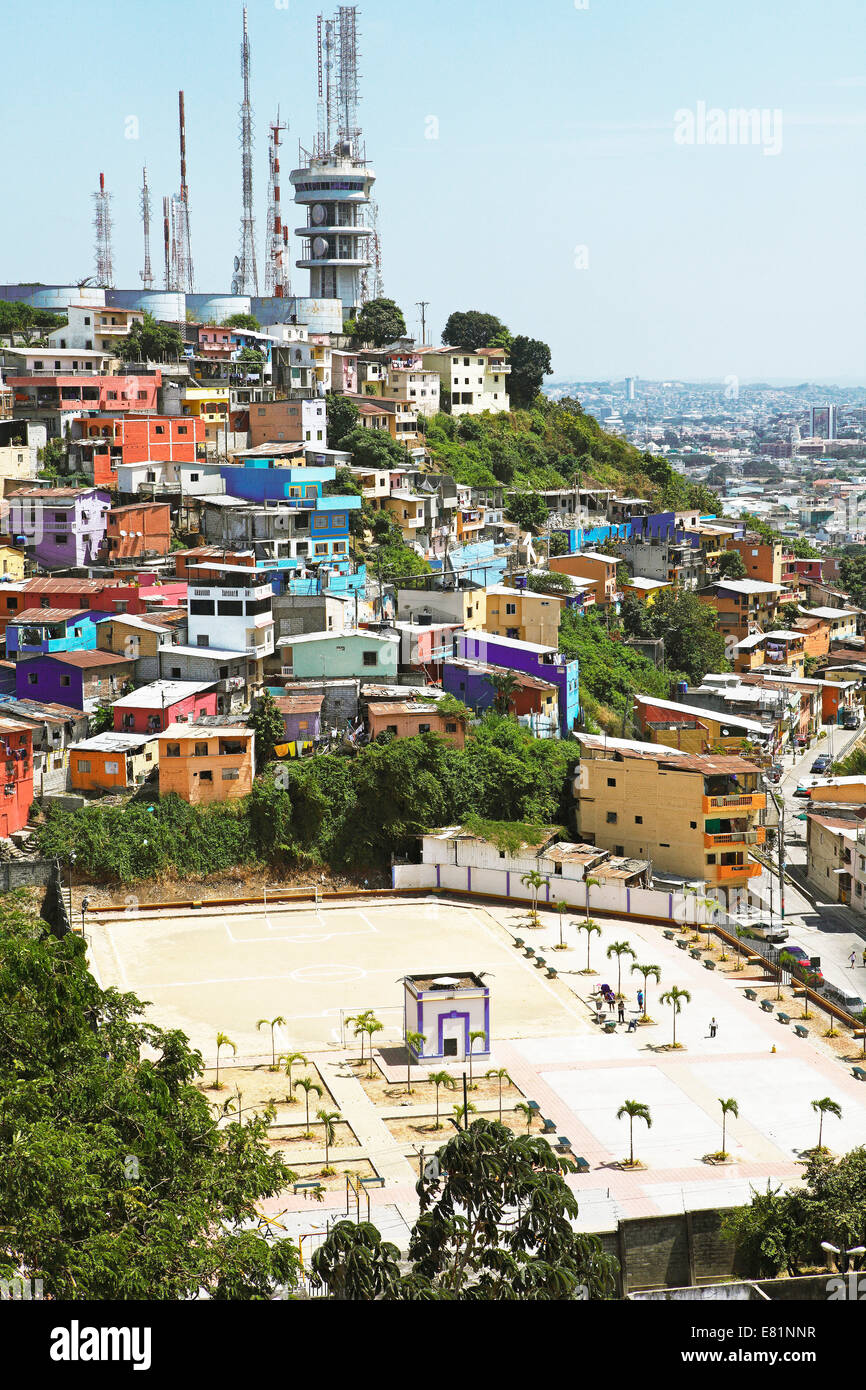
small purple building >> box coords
[16,651,135,710]
[273,692,324,746]
[7,486,111,569]
[452,631,580,734]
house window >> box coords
[606,812,617,824]
[166,744,181,757]
[607,777,616,787]
[362,651,378,666]
[76,760,91,773]
[194,742,209,757]
[104,760,119,775]
[635,815,643,824]
[419,723,431,733]
[222,769,240,781]
[445,723,457,733]
[27,673,38,685]
[199,770,213,782]
[60,675,71,687]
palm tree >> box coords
[485,1067,512,1122]
[346,1010,374,1064]
[294,1076,323,1135]
[317,1108,340,1166]
[515,1101,536,1134]
[577,918,601,974]
[811,1097,842,1153]
[719,1097,739,1157]
[452,1100,477,1130]
[467,1030,486,1087]
[428,1070,456,1128]
[484,669,520,716]
[553,898,570,950]
[660,985,692,1048]
[520,870,546,927]
[405,1030,425,1094]
[686,886,717,947]
[631,962,661,1021]
[584,874,600,916]
[607,940,636,998]
[214,1031,236,1090]
[257,1015,287,1071]
[363,1016,384,1077]
[617,1099,652,1166]
[277,1051,307,1096]
[734,925,750,970]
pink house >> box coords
[112,679,218,734]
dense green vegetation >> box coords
[557,609,679,733]
[834,550,866,608]
[0,893,300,1299]
[621,588,729,685]
[125,311,184,362]
[0,299,66,332]
[347,297,407,347]
[221,312,261,331]
[36,718,574,881]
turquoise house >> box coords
[280,628,400,681]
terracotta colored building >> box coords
[105,503,172,561]
[0,715,34,838]
[69,732,159,793]
[72,415,205,489]
[366,701,466,747]
[157,722,254,804]
[550,551,619,608]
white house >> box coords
[403,972,490,1064]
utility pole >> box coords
[416,301,429,344]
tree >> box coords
[520,870,546,926]
[553,898,569,950]
[631,962,661,1021]
[249,691,285,770]
[452,1100,478,1130]
[485,1069,511,1123]
[526,570,574,597]
[223,312,260,331]
[549,531,570,557]
[125,311,184,363]
[467,1030,486,1087]
[506,491,547,534]
[256,1016,286,1071]
[214,1032,236,1089]
[509,335,553,408]
[354,298,407,347]
[309,1220,403,1300]
[717,1097,739,1158]
[317,1108,341,1166]
[405,1031,425,1094]
[346,1010,373,1064]
[617,1100,652,1167]
[429,1070,456,1129]
[621,587,728,685]
[812,1097,842,1154]
[717,550,747,580]
[340,425,409,471]
[660,985,691,1047]
[721,1182,805,1278]
[363,1016,384,1077]
[294,1076,323,1135]
[607,941,636,999]
[515,1101,536,1134]
[442,310,508,353]
[0,894,300,1300]
[278,1051,307,1094]
[578,919,601,974]
[325,391,360,448]
[484,669,521,716]
[584,875,600,916]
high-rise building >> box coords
[625,376,636,401]
[290,7,375,317]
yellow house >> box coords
[483,586,563,647]
[624,577,670,605]
[157,722,254,804]
[96,613,173,666]
[0,545,26,581]
[575,734,764,896]
[180,385,231,448]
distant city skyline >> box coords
[1,0,864,381]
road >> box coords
[752,720,866,1003]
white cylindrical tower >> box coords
[291,145,375,317]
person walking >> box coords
[618,999,625,1024]
[709,1017,718,1038]
[851,950,857,969]
[862,947,866,968]
[637,989,644,1013]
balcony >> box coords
[702,792,766,812]
[704,827,766,848]
[712,862,763,882]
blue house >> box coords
[6,609,104,659]
[454,631,579,734]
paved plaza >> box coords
[86,894,866,1233]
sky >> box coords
[2,0,865,382]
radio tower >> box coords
[92,172,114,288]
[232,7,259,295]
[139,167,153,290]
[265,112,291,298]
[172,90,195,292]
[163,197,172,290]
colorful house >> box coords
[105,503,172,562]
[157,722,254,804]
[112,680,218,735]
[5,609,103,659]
[442,659,560,737]
[0,698,88,797]
[7,486,111,569]
[72,414,205,489]
[454,631,579,734]
[273,694,324,748]
[733,629,807,676]
[16,651,134,709]
[550,550,619,608]
[365,701,467,747]
[482,585,563,647]
[69,732,159,794]
[280,629,400,682]
[0,716,34,838]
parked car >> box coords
[793,783,815,798]
[841,710,860,730]
[780,944,824,983]
[744,919,789,944]
[810,755,832,774]
[821,980,866,1017]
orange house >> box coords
[73,413,203,489]
[157,722,254,804]
[106,503,172,561]
[550,551,618,607]
[69,732,158,793]
[366,701,466,747]
[792,615,831,659]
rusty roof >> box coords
[28,650,134,669]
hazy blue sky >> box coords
[3,0,864,381]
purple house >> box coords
[7,486,111,570]
[452,631,579,734]
[16,651,135,710]
[273,693,324,746]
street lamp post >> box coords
[821,1241,866,1274]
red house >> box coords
[0,717,34,838]
[112,680,218,734]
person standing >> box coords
[618,999,625,1023]
[851,950,857,969]
[709,1017,718,1038]
[637,989,644,1013]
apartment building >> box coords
[421,347,510,415]
[698,578,782,642]
[71,414,205,490]
[105,503,171,562]
[248,398,327,449]
[575,735,765,895]
[157,722,254,805]
[550,550,619,608]
[185,561,275,679]
[47,304,143,353]
[7,485,111,568]
[482,585,563,647]
[733,629,806,676]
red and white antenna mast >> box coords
[92,172,114,288]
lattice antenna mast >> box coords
[316,15,337,158]
[92,172,114,288]
[174,90,195,292]
[337,6,361,157]
[265,112,290,298]
[139,167,153,290]
[162,197,172,290]
[233,7,259,295]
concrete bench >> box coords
[360,1174,385,1188]
[541,1117,557,1134]
[760,999,774,1013]
[603,1019,617,1034]
[527,1100,541,1114]
[689,947,703,960]
[524,946,535,959]
[777,1011,791,1025]
[663,930,676,940]
[546,965,558,979]
[293,1180,324,1195]
[573,1155,590,1173]
[853,1066,866,1082]
[535,957,546,970]
[556,1136,573,1155]
[704,959,716,970]
[794,1024,809,1038]
[513,937,524,950]
[744,989,758,1001]
[676,939,689,950]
